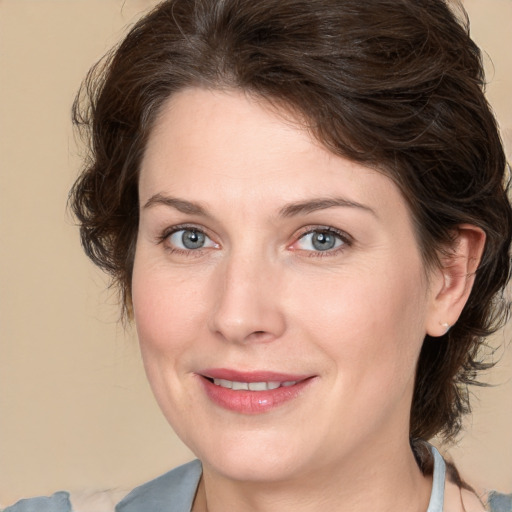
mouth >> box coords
[197,369,315,414]
[205,377,299,391]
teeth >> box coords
[232,381,249,390]
[248,382,267,391]
[212,379,297,390]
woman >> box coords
[5,0,511,511]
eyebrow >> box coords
[143,194,209,216]
[143,194,376,218]
[279,197,376,218]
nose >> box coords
[208,250,287,345]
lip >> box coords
[197,368,315,414]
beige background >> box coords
[0,0,511,507]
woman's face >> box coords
[133,88,441,482]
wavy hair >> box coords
[70,0,512,447]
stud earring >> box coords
[440,322,451,334]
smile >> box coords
[198,370,315,414]
[212,379,298,391]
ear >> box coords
[426,224,486,337]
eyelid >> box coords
[155,223,351,256]
[289,226,353,254]
[157,224,220,252]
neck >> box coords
[194,437,433,512]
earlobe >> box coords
[426,224,486,337]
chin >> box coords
[180,422,315,483]
[203,448,308,483]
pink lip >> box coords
[197,368,315,414]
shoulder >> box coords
[445,479,512,512]
[2,492,72,512]
[115,459,202,512]
[442,452,511,512]
[487,490,512,512]
[2,460,202,512]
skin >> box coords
[132,88,485,512]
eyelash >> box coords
[291,226,352,258]
[156,224,352,258]
[156,224,217,257]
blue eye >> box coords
[296,230,345,252]
[168,229,217,250]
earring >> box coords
[440,322,451,334]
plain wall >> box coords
[0,0,511,506]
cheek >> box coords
[289,261,428,388]
[131,257,208,355]
[131,256,206,423]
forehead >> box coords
[140,87,411,227]
[143,88,322,181]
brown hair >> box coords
[70,0,512,446]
